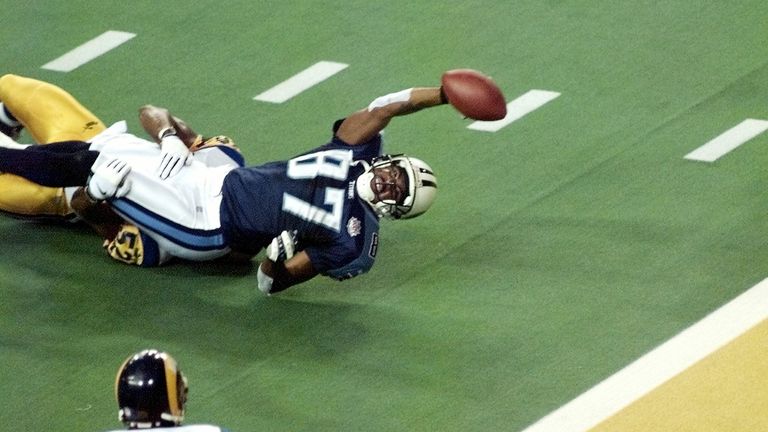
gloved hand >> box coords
[257,264,274,295]
[157,135,192,179]
[87,158,132,201]
[265,230,299,262]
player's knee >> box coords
[71,150,100,181]
[0,74,22,98]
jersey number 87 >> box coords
[283,150,353,232]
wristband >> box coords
[157,126,177,141]
[84,185,101,202]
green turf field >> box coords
[2,2,768,431]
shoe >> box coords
[0,130,29,149]
[0,121,21,141]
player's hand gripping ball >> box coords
[441,69,507,121]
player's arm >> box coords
[258,251,318,294]
[138,105,201,147]
[70,186,124,240]
[256,230,318,294]
[71,186,169,267]
[138,105,193,179]
[335,87,448,145]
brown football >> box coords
[441,69,507,121]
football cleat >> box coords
[0,122,21,141]
[0,103,22,141]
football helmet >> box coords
[356,154,437,219]
[190,135,237,152]
[115,349,188,429]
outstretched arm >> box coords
[335,87,448,145]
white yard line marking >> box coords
[467,89,560,132]
[41,31,136,72]
[520,277,768,432]
[684,119,768,162]
[254,61,349,103]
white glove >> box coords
[257,265,274,295]
[157,135,192,179]
[265,230,299,262]
[87,158,132,201]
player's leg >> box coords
[0,74,106,143]
[0,174,72,218]
[0,138,85,218]
[0,144,97,186]
[0,74,105,219]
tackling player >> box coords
[0,74,244,266]
[0,73,106,219]
[0,82,447,294]
[0,74,243,223]
[107,349,230,431]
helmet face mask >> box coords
[115,349,188,429]
[356,154,437,220]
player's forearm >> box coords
[71,187,123,240]
[258,259,298,294]
[258,252,318,294]
[369,87,447,117]
[337,87,448,145]
[169,116,201,148]
[400,87,448,114]
[139,105,177,144]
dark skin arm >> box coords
[138,105,199,146]
[259,251,318,294]
[259,86,448,292]
[336,87,446,145]
[70,187,124,240]
[69,105,201,241]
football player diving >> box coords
[108,349,230,431]
[0,79,448,294]
[0,74,244,266]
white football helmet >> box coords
[356,154,437,219]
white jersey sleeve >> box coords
[190,136,245,168]
[86,128,243,264]
[193,146,244,169]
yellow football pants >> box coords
[0,74,106,217]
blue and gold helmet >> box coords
[115,349,188,429]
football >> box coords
[441,69,507,121]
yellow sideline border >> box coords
[522,278,768,432]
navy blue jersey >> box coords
[219,124,382,279]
